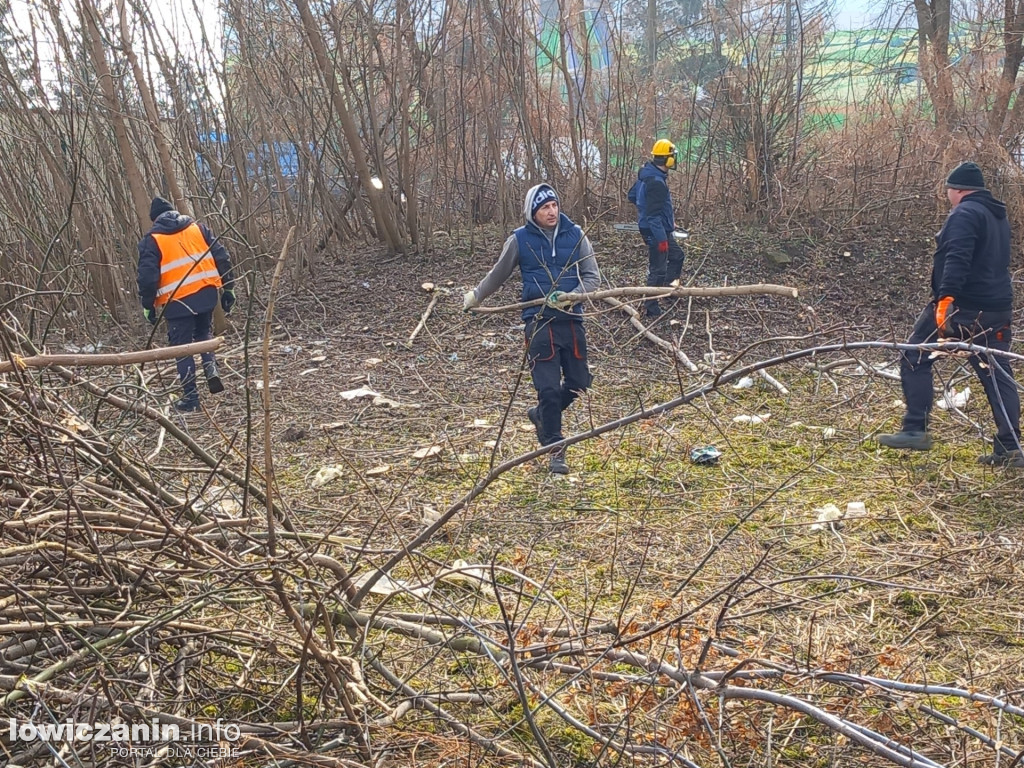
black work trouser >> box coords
[525,316,592,446]
[167,311,217,405]
[900,303,1021,453]
[640,227,685,311]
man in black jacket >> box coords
[138,196,235,413]
[877,162,1022,466]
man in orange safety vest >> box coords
[138,196,235,413]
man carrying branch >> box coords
[463,184,600,474]
[138,196,236,413]
[877,162,1022,466]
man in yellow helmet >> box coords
[629,139,685,317]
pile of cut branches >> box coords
[2,314,1023,768]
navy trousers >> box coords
[525,316,592,446]
[900,303,1021,454]
[640,227,685,311]
[166,311,217,405]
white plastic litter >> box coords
[937,386,970,410]
[733,413,772,425]
[438,560,495,595]
[810,503,844,531]
[341,386,380,400]
[733,376,755,389]
[311,465,345,488]
[352,571,428,598]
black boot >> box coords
[549,448,569,475]
[204,361,224,394]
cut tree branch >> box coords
[0,338,223,373]
[469,283,799,314]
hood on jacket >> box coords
[523,184,559,228]
[638,160,667,184]
[962,189,1007,220]
[150,211,195,235]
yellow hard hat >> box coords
[651,139,677,169]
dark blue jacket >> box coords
[515,213,586,322]
[932,190,1012,312]
[138,212,234,320]
[634,161,675,245]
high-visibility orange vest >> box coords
[151,223,223,307]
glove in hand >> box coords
[657,241,669,253]
[221,290,236,314]
[463,290,479,312]
[143,308,157,326]
[935,296,955,337]
[546,291,573,309]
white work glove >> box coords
[463,290,479,312]
[546,291,573,309]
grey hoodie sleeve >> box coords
[575,236,601,293]
[472,235,520,303]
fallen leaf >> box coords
[366,465,390,477]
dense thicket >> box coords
[1,0,1023,320]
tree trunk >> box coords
[985,0,1024,143]
[913,0,957,134]
[293,0,406,254]
[80,0,151,233]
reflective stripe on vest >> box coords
[151,223,222,307]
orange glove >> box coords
[935,296,955,336]
[657,241,669,253]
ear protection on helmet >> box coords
[651,139,677,170]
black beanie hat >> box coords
[945,162,986,191]
[149,196,175,221]
[530,184,558,219]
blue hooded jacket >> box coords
[634,161,675,245]
[515,184,587,322]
